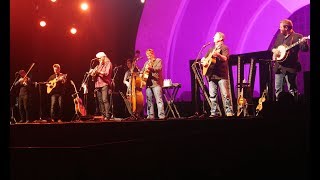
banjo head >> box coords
[275,45,287,61]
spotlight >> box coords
[70,27,77,34]
[80,3,89,11]
[39,20,46,27]
[51,0,57,2]
[141,0,145,3]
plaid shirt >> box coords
[94,61,112,88]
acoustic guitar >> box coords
[273,35,310,62]
[70,80,87,116]
[201,47,219,76]
[140,60,154,88]
[46,74,67,94]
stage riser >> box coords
[10,117,308,178]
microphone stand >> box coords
[189,44,212,118]
[10,75,19,124]
[36,82,48,122]
[79,72,90,110]
[110,66,120,118]
[79,60,97,117]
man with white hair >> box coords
[89,52,113,120]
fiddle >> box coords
[17,63,35,86]
[21,76,30,86]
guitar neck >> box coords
[286,35,309,51]
[70,80,80,97]
[248,58,254,87]
[237,56,241,96]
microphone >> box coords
[135,56,143,61]
[113,65,122,70]
[202,42,211,47]
[91,57,99,61]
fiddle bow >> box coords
[20,63,35,85]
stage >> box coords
[9,101,310,179]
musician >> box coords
[123,58,143,118]
[14,70,33,123]
[140,49,165,119]
[272,19,309,102]
[133,50,141,61]
[124,59,138,96]
[46,64,67,123]
[200,32,234,117]
[89,52,112,120]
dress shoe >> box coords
[146,116,154,120]
[209,114,220,118]
[57,119,62,123]
[226,112,234,117]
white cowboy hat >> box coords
[96,52,107,58]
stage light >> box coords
[80,2,89,11]
[40,20,46,27]
[70,27,77,34]
[51,0,57,2]
[141,0,145,3]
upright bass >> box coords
[127,58,144,117]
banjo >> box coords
[273,35,310,62]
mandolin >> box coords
[237,87,247,116]
[70,80,87,116]
[255,88,267,116]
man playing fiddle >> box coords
[14,70,33,123]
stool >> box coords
[162,83,181,118]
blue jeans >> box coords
[96,85,110,118]
[50,94,63,120]
[146,85,165,119]
[275,73,298,101]
[208,79,234,116]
